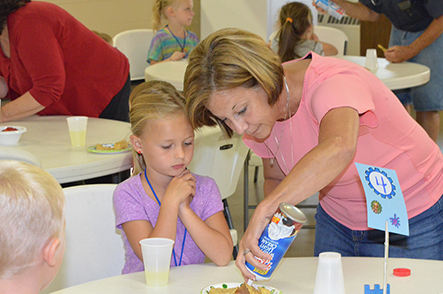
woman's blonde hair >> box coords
[129,80,187,175]
[277,2,313,62]
[152,0,179,31]
[184,28,284,138]
[0,160,65,280]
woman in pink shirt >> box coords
[184,28,443,281]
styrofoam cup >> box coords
[140,238,174,287]
[66,116,88,147]
[365,48,379,72]
[313,252,346,294]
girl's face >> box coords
[131,113,194,178]
[207,86,280,140]
[171,0,195,27]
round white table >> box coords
[0,115,133,184]
[144,60,189,91]
[143,56,431,92]
[48,257,443,293]
[340,56,431,90]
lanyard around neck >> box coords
[144,168,187,267]
[166,25,187,52]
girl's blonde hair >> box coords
[184,28,284,138]
[129,80,187,175]
[277,2,313,62]
[0,160,65,280]
[152,0,179,31]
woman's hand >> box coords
[235,199,275,281]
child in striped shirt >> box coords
[148,0,199,65]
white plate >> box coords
[87,143,132,154]
[200,282,281,294]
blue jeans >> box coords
[390,26,443,111]
[314,195,443,260]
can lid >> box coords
[279,203,307,223]
[393,268,411,277]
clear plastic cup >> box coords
[365,48,379,72]
[139,238,174,287]
[313,252,346,294]
[66,116,88,147]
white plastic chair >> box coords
[0,147,41,167]
[42,184,125,294]
[188,126,250,259]
[113,29,154,82]
[314,25,348,56]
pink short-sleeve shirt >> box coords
[244,53,443,230]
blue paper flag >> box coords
[355,163,409,236]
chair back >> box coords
[0,147,41,167]
[188,126,249,200]
[113,29,154,81]
[314,25,348,56]
[42,184,125,294]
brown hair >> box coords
[0,0,30,34]
[129,80,187,175]
[277,2,313,62]
[184,28,284,137]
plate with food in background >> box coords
[87,139,131,154]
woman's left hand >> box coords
[235,201,274,281]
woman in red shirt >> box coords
[0,0,130,122]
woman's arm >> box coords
[385,15,443,62]
[0,91,45,122]
[236,106,360,281]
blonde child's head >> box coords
[277,1,313,62]
[129,80,188,175]
[0,160,65,280]
[151,0,194,31]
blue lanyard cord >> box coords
[166,25,187,53]
[144,168,187,266]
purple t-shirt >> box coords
[113,173,223,274]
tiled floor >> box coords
[227,163,318,258]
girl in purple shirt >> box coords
[113,81,232,274]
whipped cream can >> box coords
[315,0,345,20]
[245,203,307,280]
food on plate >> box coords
[208,284,271,294]
[2,127,19,132]
[95,139,129,150]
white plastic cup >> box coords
[66,116,88,147]
[313,252,346,294]
[365,48,379,72]
[139,238,174,287]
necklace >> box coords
[264,77,294,175]
[166,25,187,53]
[144,168,187,267]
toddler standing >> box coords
[113,81,233,274]
[269,1,338,62]
[148,0,199,65]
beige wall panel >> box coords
[36,0,200,38]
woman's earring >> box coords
[138,150,142,155]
